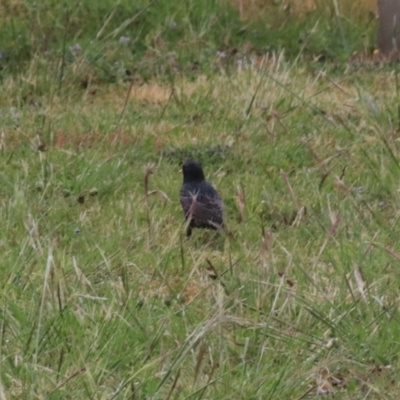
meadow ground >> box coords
[1,1,400,399]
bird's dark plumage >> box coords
[180,160,224,237]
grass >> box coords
[0,0,376,84]
[1,0,400,399]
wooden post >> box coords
[378,0,400,54]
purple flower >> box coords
[217,51,227,58]
[317,388,331,395]
[70,43,82,55]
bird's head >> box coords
[182,160,206,183]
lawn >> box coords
[1,1,400,399]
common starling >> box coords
[180,160,224,237]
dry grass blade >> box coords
[155,305,230,394]
[383,247,400,261]
[354,266,367,302]
[313,215,341,269]
[144,164,155,236]
[280,169,301,212]
[236,184,246,223]
[50,366,87,394]
[193,341,206,387]
[165,369,181,400]
[33,247,54,376]
[196,360,219,400]
[304,140,325,169]
[261,229,274,282]
[291,205,307,227]
[0,379,6,400]
[205,258,227,292]
[147,189,170,200]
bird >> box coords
[180,160,224,237]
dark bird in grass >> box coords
[180,160,224,237]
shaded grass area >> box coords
[0,0,376,86]
[2,54,400,398]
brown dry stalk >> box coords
[193,341,207,387]
[280,169,301,212]
[236,184,246,223]
[50,366,87,394]
[165,369,181,400]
